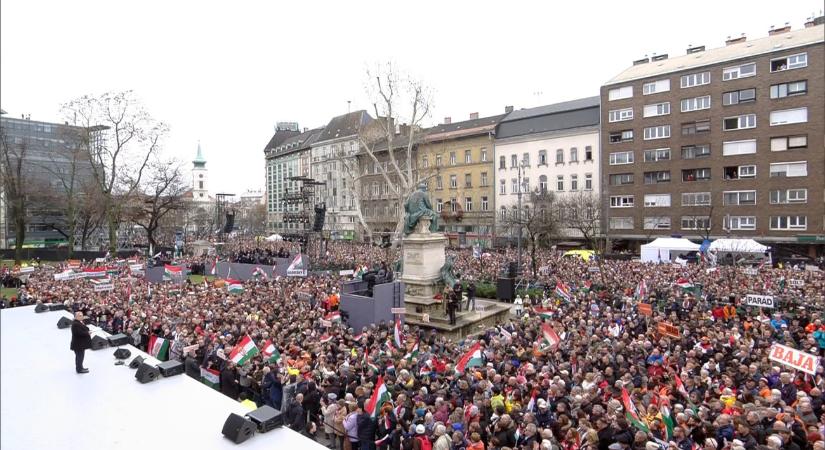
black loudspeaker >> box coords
[497,277,515,301]
[35,303,49,313]
[313,203,327,232]
[91,335,109,350]
[108,334,129,346]
[246,405,284,433]
[157,360,184,377]
[49,303,66,311]
[135,362,160,383]
[113,348,132,360]
[129,355,145,369]
[507,262,518,278]
[57,317,73,329]
[222,413,256,444]
[224,212,235,234]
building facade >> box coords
[190,142,210,203]
[418,113,503,247]
[264,127,321,234]
[600,21,824,255]
[495,98,601,243]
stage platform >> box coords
[0,306,327,450]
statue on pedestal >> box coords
[403,183,439,235]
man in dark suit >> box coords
[70,312,92,374]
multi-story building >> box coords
[418,113,503,247]
[601,20,824,256]
[494,98,601,244]
[311,110,373,241]
[264,126,322,234]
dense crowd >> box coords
[6,244,825,450]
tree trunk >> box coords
[13,204,25,264]
[66,202,76,259]
[529,237,538,278]
[107,205,118,255]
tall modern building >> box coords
[600,20,824,256]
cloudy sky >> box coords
[1,0,821,195]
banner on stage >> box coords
[657,322,680,339]
[745,294,774,308]
[769,343,820,375]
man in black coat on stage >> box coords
[70,312,92,374]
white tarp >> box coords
[708,238,767,253]
[640,238,701,263]
[265,234,283,242]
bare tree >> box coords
[126,159,187,254]
[562,191,605,254]
[61,91,167,254]
[0,122,30,263]
[502,190,561,277]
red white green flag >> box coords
[555,282,573,302]
[540,323,561,350]
[621,387,650,432]
[229,335,259,365]
[675,278,693,289]
[455,342,484,374]
[164,264,183,278]
[261,339,281,363]
[365,376,391,418]
[148,335,170,360]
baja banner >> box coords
[769,343,820,375]
[638,303,653,316]
[657,322,680,339]
[744,294,775,308]
[286,254,308,277]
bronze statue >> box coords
[403,183,439,235]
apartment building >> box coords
[600,20,824,255]
[264,125,321,234]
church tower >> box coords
[192,141,209,202]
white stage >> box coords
[0,306,327,450]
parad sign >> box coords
[769,343,820,375]
[744,294,774,308]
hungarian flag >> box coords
[164,264,183,278]
[541,323,561,350]
[325,311,342,323]
[226,279,244,294]
[229,335,259,365]
[581,280,592,293]
[419,365,432,377]
[526,391,537,412]
[261,340,281,363]
[555,282,573,302]
[621,387,650,432]
[210,257,218,276]
[635,279,648,299]
[534,308,554,320]
[660,400,675,440]
[366,355,380,374]
[252,266,268,279]
[455,342,484,374]
[673,372,690,399]
[83,267,108,278]
[393,318,404,348]
[404,339,419,361]
[319,334,333,344]
[365,376,391,418]
[148,335,170,360]
[675,278,693,289]
[200,367,220,389]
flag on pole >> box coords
[226,279,244,294]
[325,311,342,323]
[404,339,420,361]
[210,257,218,276]
[659,395,675,440]
[674,372,690,399]
[621,387,650,432]
[164,264,183,278]
[540,323,561,350]
[534,308,554,320]
[635,279,648,299]
[526,391,537,413]
[148,335,170,360]
[229,335,259,365]
[555,282,573,302]
[200,367,220,389]
[365,376,391,418]
[252,266,269,279]
[393,318,404,348]
[675,278,693,289]
[261,340,281,363]
[455,342,484,374]
[319,334,333,344]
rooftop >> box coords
[496,97,600,140]
[605,23,825,85]
[317,110,372,143]
[424,114,506,142]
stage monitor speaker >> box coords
[497,277,515,301]
[129,355,145,369]
[222,413,256,444]
[135,362,160,383]
[35,303,49,313]
[108,333,129,347]
[223,213,235,234]
[57,317,73,329]
[246,405,284,433]
[113,348,132,360]
[157,360,184,378]
[91,335,110,350]
[49,303,66,312]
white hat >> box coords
[415,424,425,434]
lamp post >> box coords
[516,161,525,280]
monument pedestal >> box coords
[398,231,447,298]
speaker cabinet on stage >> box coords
[497,277,515,301]
[222,413,256,444]
[57,317,73,329]
[135,362,160,383]
[90,335,109,350]
[223,213,235,234]
[245,405,283,433]
[35,303,49,313]
[108,334,129,347]
[157,360,184,377]
[48,304,66,312]
[129,355,145,369]
[113,348,131,360]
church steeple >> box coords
[193,141,206,168]
[191,141,209,202]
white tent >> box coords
[708,238,767,253]
[640,237,701,263]
[265,234,283,242]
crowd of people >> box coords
[5,242,825,450]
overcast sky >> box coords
[2,0,822,195]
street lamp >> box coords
[516,160,526,281]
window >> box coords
[681,144,711,159]
[464,173,472,188]
[770,215,807,230]
[681,168,710,182]
[723,114,756,131]
[770,53,807,72]
[539,175,548,193]
[570,147,578,162]
[465,197,473,212]
[770,135,807,151]
[480,148,488,162]
[422,155,429,168]
[770,189,807,204]
[499,155,506,169]
[770,81,807,98]
[511,154,518,168]
[609,173,634,186]
[722,139,757,156]
[436,176,443,190]
[644,194,671,207]
[538,150,547,165]
[644,170,671,184]
[643,79,670,95]
[609,130,634,143]
[609,151,634,165]
[608,86,633,101]
[723,88,756,105]
[511,179,519,193]
[643,102,671,117]
[610,196,635,208]
[723,190,756,205]
[499,206,507,220]
[609,217,634,230]
[463,150,472,164]
[436,199,443,212]
[644,125,671,140]
[725,216,756,230]
[450,152,456,165]
[436,154,442,167]
[450,198,457,212]
[682,119,711,135]
[585,146,593,161]
[644,216,671,230]
[770,107,807,126]
[681,216,711,230]
[522,177,530,192]
[198,181,203,189]
[681,96,711,112]
[722,62,756,80]
[680,71,710,88]
[449,175,457,188]
[571,175,578,191]
[769,161,807,177]
[609,108,634,122]
[499,179,506,194]
[522,153,530,166]
[480,172,488,187]
[584,173,593,190]
[644,147,671,162]
[724,165,756,180]
[555,149,564,163]
[556,175,564,191]
[682,192,711,206]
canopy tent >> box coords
[640,238,701,263]
[265,234,283,242]
[708,238,767,253]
